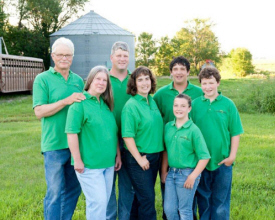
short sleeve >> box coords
[228,102,244,137]
[121,106,140,138]
[192,127,211,160]
[65,102,84,134]
[32,75,49,109]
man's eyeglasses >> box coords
[54,53,73,59]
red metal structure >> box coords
[0,54,44,93]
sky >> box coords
[80,0,275,59]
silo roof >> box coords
[50,11,134,36]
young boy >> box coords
[190,67,244,220]
[162,94,210,220]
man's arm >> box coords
[34,92,86,119]
[218,135,240,166]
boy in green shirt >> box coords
[161,94,210,219]
[154,56,203,219]
[191,67,244,220]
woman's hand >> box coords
[137,155,150,171]
[184,173,196,189]
[74,159,85,174]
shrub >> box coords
[240,80,275,114]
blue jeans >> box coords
[123,150,160,220]
[76,166,114,220]
[197,164,232,220]
[164,168,200,220]
[43,149,81,220]
[107,142,135,220]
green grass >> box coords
[1,78,275,219]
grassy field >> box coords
[0,78,275,219]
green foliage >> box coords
[229,48,255,77]
[154,36,174,76]
[172,18,220,75]
[239,80,275,114]
[1,0,88,69]
[135,32,157,68]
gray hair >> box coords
[111,41,130,55]
[84,65,114,111]
[52,37,74,55]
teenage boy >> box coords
[154,56,202,219]
[154,56,202,125]
[106,41,135,220]
[190,67,244,220]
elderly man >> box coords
[33,37,85,220]
[107,41,135,220]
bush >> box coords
[239,80,275,114]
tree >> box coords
[173,18,220,75]
[2,0,88,68]
[135,32,157,68]
[154,36,174,76]
[229,48,254,77]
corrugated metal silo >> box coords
[50,10,135,79]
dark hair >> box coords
[85,66,114,111]
[174,94,191,107]
[169,56,190,72]
[198,66,221,83]
[127,66,157,96]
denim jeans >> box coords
[197,164,232,220]
[123,150,160,220]
[76,166,114,220]
[43,149,81,220]
[107,141,135,220]
[164,168,200,220]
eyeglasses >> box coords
[54,53,73,59]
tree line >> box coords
[1,1,254,77]
[136,19,254,77]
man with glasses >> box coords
[33,37,85,220]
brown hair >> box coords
[174,94,192,107]
[127,66,157,96]
[84,66,114,111]
[199,66,221,83]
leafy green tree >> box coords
[154,36,174,76]
[135,32,157,68]
[173,18,220,75]
[229,48,254,77]
[1,0,88,68]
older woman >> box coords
[121,66,164,220]
[65,66,121,220]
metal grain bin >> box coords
[50,10,135,79]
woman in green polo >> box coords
[161,94,210,220]
[121,66,164,220]
[65,66,121,220]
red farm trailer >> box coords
[0,54,44,93]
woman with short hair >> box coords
[121,66,164,220]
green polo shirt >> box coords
[165,119,210,169]
[33,67,84,152]
[154,81,203,124]
[122,94,164,153]
[191,93,244,171]
[65,91,118,169]
[109,70,131,136]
